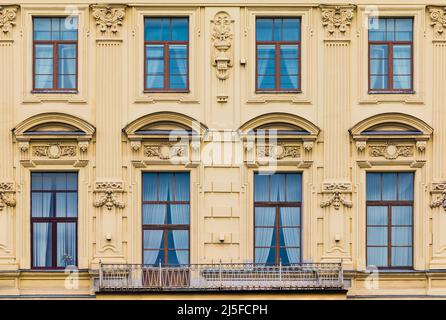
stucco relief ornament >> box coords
[430,183,446,211]
[321,6,354,36]
[257,144,300,160]
[78,141,89,152]
[211,12,234,81]
[32,145,76,159]
[144,144,185,160]
[369,144,413,160]
[320,183,353,210]
[92,6,125,34]
[0,6,17,34]
[0,182,16,211]
[94,182,125,211]
[429,7,446,38]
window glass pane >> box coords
[257,45,276,59]
[254,174,269,201]
[169,59,187,75]
[169,205,189,225]
[146,45,164,59]
[256,19,273,41]
[255,207,276,226]
[34,75,53,89]
[368,17,386,32]
[273,18,282,41]
[169,45,187,59]
[398,173,413,200]
[393,59,411,75]
[61,17,78,40]
[34,18,51,40]
[35,45,53,58]
[66,173,77,190]
[367,227,388,245]
[393,75,411,89]
[58,75,76,89]
[171,18,188,41]
[285,173,301,201]
[370,75,388,90]
[58,44,76,59]
[143,173,158,201]
[143,230,164,249]
[35,59,53,75]
[57,222,76,267]
[255,247,275,264]
[51,18,61,40]
[270,174,285,202]
[66,193,78,217]
[167,230,188,249]
[143,204,166,225]
[32,193,52,217]
[144,250,164,265]
[366,173,381,200]
[370,59,388,75]
[393,45,411,59]
[145,18,164,41]
[33,223,52,267]
[169,250,189,265]
[58,59,76,75]
[382,173,397,200]
[174,173,190,201]
[391,227,412,246]
[367,247,387,267]
[280,59,298,75]
[392,206,412,226]
[56,193,67,217]
[258,75,275,89]
[391,247,412,266]
[367,206,388,225]
[280,247,300,265]
[169,74,187,89]
[395,19,413,41]
[280,75,298,90]
[146,59,164,74]
[282,18,300,41]
[255,228,275,247]
[257,59,275,75]
[32,173,43,190]
[280,207,300,226]
[385,18,395,41]
[369,31,386,41]
[280,228,300,247]
[146,75,164,89]
[370,45,388,59]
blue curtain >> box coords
[254,174,269,201]
[270,174,285,202]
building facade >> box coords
[1,0,446,299]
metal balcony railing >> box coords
[98,262,344,292]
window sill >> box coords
[255,90,302,94]
[368,90,415,95]
[32,90,79,94]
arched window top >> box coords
[350,113,433,139]
[13,113,95,140]
[123,112,207,140]
[239,113,320,140]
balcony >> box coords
[97,262,344,292]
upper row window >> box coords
[144,17,189,92]
[368,17,413,92]
[256,18,301,92]
[30,16,415,95]
[33,17,78,91]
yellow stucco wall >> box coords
[1,0,446,299]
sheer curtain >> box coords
[144,230,163,265]
[280,207,300,264]
[255,207,275,264]
[171,205,189,265]
[57,223,76,267]
[391,206,412,266]
[33,193,52,267]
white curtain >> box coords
[255,207,275,264]
[57,223,76,267]
[171,205,189,265]
[144,230,164,265]
[270,174,285,202]
[175,173,190,201]
[254,174,269,201]
[280,207,300,264]
[33,223,52,267]
[143,204,165,225]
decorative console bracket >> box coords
[320,182,353,210]
[93,181,126,211]
[430,183,446,210]
[0,182,16,211]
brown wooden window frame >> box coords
[32,16,79,93]
[143,17,190,93]
[368,17,414,94]
[31,172,78,270]
[366,172,414,270]
[255,17,302,93]
[142,172,190,266]
[253,173,302,266]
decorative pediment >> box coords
[13,113,95,167]
[350,113,432,168]
[239,113,319,168]
[123,112,207,168]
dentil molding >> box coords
[320,182,353,210]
